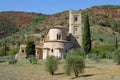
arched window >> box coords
[57,33,61,40]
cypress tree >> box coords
[82,15,91,54]
[26,41,35,57]
[115,37,118,49]
[4,40,7,56]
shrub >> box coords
[65,49,85,77]
[7,48,19,56]
[113,48,120,64]
[28,55,37,64]
[45,56,59,75]
[64,49,85,59]
[7,56,17,64]
[88,53,103,62]
[0,58,6,63]
[91,44,115,54]
[105,51,113,59]
[32,14,45,24]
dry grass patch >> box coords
[0,59,120,80]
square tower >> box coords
[69,10,82,47]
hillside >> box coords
[0,5,120,56]
[85,5,120,32]
[0,11,39,38]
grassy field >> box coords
[0,59,120,80]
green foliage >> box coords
[90,25,118,44]
[0,19,19,37]
[0,59,4,63]
[91,44,115,59]
[7,56,18,65]
[107,19,120,32]
[64,49,85,60]
[65,49,85,77]
[22,25,40,34]
[88,53,103,62]
[67,49,85,57]
[0,47,5,56]
[7,48,19,56]
[83,14,91,54]
[45,56,59,75]
[0,58,6,63]
[101,5,120,9]
[32,14,45,24]
[0,42,9,56]
[26,41,35,57]
[105,51,113,59]
[4,41,7,56]
[28,55,37,64]
[115,37,118,49]
[91,44,115,54]
[113,48,120,64]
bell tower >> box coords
[69,10,82,47]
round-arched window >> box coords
[57,33,61,40]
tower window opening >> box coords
[75,27,77,31]
[74,16,78,22]
[73,26,78,34]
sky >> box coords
[0,0,120,14]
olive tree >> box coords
[65,49,85,77]
[45,56,59,75]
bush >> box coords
[45,56,59,75]
[105,51,113,59]
[91,44,115,54]
[64,49,85,59]
[65,49,85,77]
[88,53,103,62]
[7,56,18,64]
[113,48,120,64]
[0,58,6,63]
[7,48,19,56]
[28,55,37,64]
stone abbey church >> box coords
[15,10,82,60]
